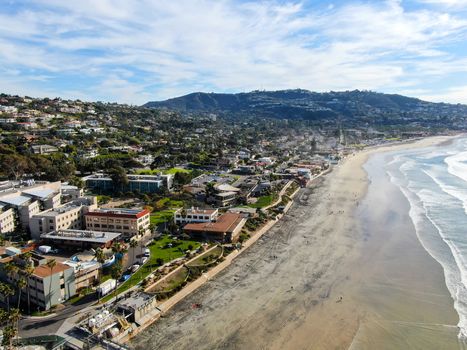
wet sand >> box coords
[130,137,460,350]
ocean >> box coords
[372,136,467,339]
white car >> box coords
[144,248,150,257]
[140,257,148,265]
[131,264,141,273]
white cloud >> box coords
[0,0,467,103]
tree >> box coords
[0,283,14,312]
[0,154,29,180]
[156,258,164,266]
[174,171,191,186]
[24,265,34,315]
[16,277,26,309]
[46,259,56,310]
[8,308,20,348]
[108,166,128,191]
[110,262,123,301]
[129,239,138,265]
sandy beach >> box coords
[130,136,461,350]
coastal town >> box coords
[0,93,457,349]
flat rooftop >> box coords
[0,195,31,206]
[38,204,82,217]
[184,213,245,234]
[118,292,156,310]
[86,208,150,219]
[22,187,57,200]
[41,229,121,243]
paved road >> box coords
[19,293,96,338]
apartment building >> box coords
[29,197,97,240]
[0,205,15,234]
[183,213,247,243]
[0,181,61,231]
[83,173,173,194]
[174,207,219,225]
[1,253,76,311]
[84,208,150,238]
[40,229,121,250]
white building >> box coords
[85,208,150,238]
[174,208,219,225]
[0,205,15,234]
[29,197,97,240]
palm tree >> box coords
[0,282,14,312]
[94,248,106,302]
[94,248,106,282]
[16,277,26,310]
[46,259,56,310]
[24,265,34,315]
[110,262,123,302]
[8,307,20,348]
[129,239,138,265]
[111,242,127,263]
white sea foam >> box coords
[445,151,467,184]
[422,168,467,215]
[388,159,467,338]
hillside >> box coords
[143,89,467,122]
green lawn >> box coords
[150,210,176,225]
[164,167,191,175]
[155,197,184,209]
[248,195,276,208]
[135,167,191,175]
[100,235,201,303]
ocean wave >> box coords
[445,151,467,184]
[388,164,467,339]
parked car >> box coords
[119,274,131,282]
[144,248,150,257]
[140,256,148,265]
[131,264,141,273]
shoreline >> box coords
[130,135,461,350]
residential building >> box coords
[84,208,150,238]
[31,144,59,154]
[174,208,219,225]
[207,184,241,208]
[64,260,100,291]
[40,229,122,249]
[83,173,173,194]
[0,181,62,232]
[29,197,97,240]
[0,205,15,234]
[0,253,76,311]
[61,184,84,201]
[183,213,247,242]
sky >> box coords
[1,0,467,105]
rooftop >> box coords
[175,207,217,215]
[37,204,82,217]
[85,208,150,219]
[0,195,31,206]
[34,260,71,278]
[41,229,121,243]
[183,213,244,233]
[118,292,156,311]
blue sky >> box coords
[2,0,467,104]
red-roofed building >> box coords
[85,208,150,238]
[183,213,246,243]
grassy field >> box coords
[135,167,191,175]
[248,195,276,208]
[187,246,223,266]
[100,235,201,303]
[150,210,176,225]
